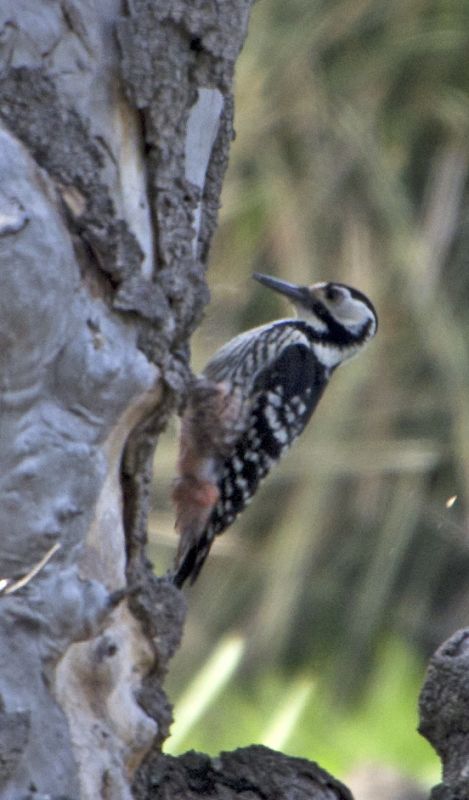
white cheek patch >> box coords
[336,297,369,325]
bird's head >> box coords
[253,272,378,363]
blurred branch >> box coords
[260,677,315,751]
[166,634,245,754]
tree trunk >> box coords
[0,1,252,796]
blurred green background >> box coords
[151,0,469,793]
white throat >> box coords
[313,339,363,370]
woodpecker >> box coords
[172,273,378,587]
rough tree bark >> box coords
[0,2,464,800]
[418,629,469,800]
[0,1,250,796]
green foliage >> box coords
[166,637,438,785]
[152,0,469,780]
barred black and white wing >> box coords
[175,337,329,585]
[208,342,328,536]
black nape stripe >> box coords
[296,313,372,347]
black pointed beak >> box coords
[252,272,309,304]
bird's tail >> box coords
[172,530,212,588]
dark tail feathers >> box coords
[172,531,211,589]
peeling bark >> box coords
[0,0,251,796]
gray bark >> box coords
[135,746,354,799]
[0,1,251,796]
[419,629,469,799]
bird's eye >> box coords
[325,285,343,303]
